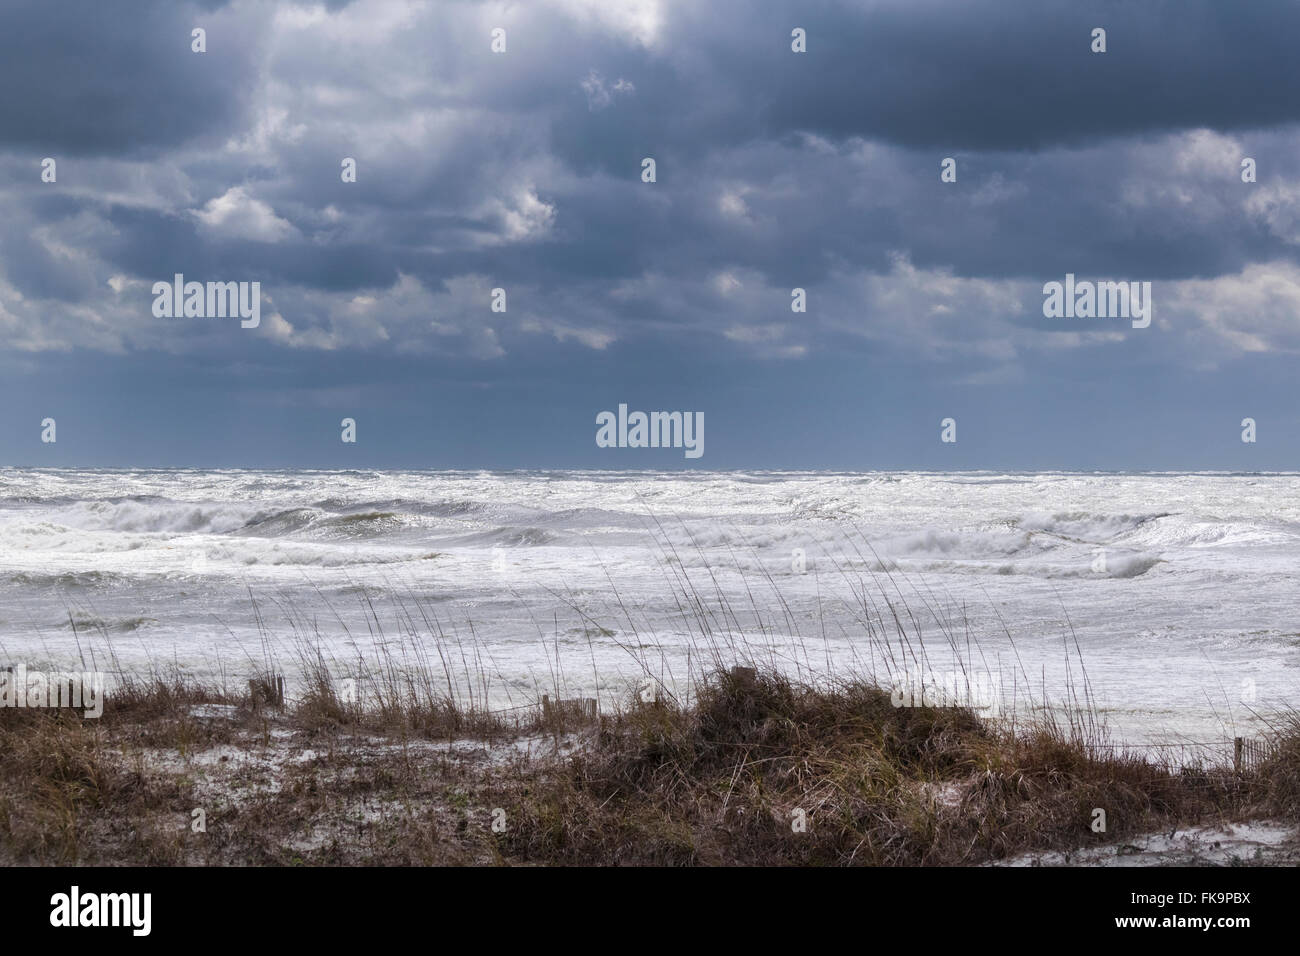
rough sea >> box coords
[2,469,1296,746]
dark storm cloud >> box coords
[535,0,1300,175]
[3,0,1300,379]
[0,0,262,157]
[99,205,402,292]
[703,0,1300,151]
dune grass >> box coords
[0,655,1296,866]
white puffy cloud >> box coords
[192,186,299,242]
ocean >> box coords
[1,468,1296,746]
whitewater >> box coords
[1,469,1296,747]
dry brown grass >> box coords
[494,667,1265,865]
[1,663,1294,866]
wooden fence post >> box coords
[1233,736,1243,773]
[249,673,286,709]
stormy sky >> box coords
[3,0,1300,469]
